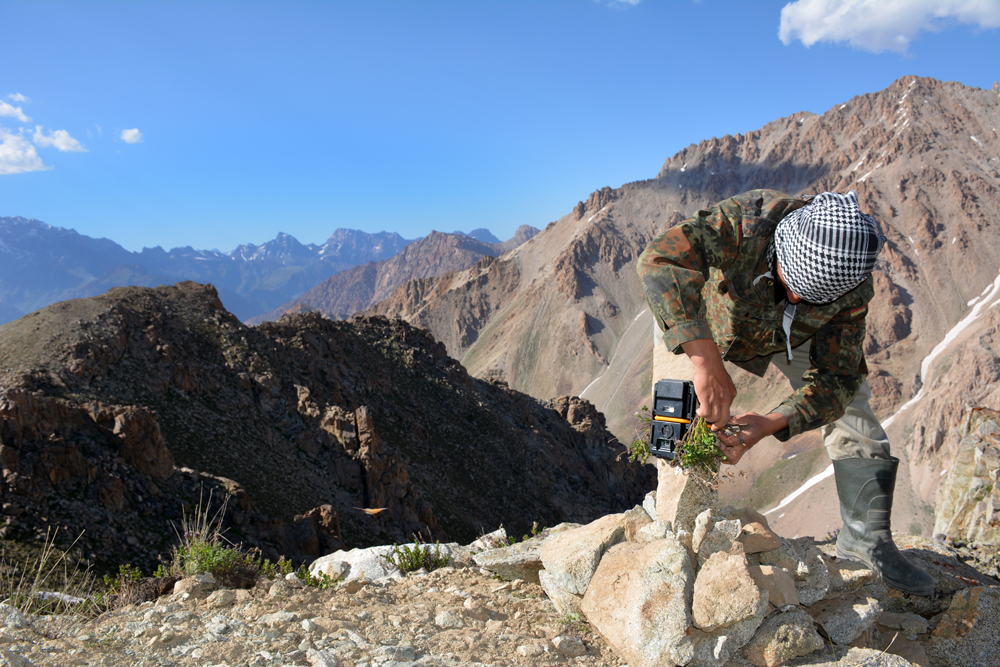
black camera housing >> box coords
[649,379,698,460]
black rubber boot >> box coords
[833,457,935,596]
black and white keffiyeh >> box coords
[773,191,885,305]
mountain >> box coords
[249,226,540,324]
[368,76,1000,535]
[0,282,652,573]
[0,222,415,323]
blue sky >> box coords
[2,0,998,253]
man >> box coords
[637,188,934,596]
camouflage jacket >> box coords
[637,189,874,441]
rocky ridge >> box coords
[0,282,652,575]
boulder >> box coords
[926,586,1000,667]
[806,592,881,645]
[580,537,695,667]
[718,507,782,554]
[691,550,768,632]
[539,513,626,596]
[473,523,578,584]
[309,544,405,582]
[741,606,824,667]
[539,570,583,616]
[655,459,718,533]
[748,564,800,608]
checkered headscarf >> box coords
[773,191,885,304]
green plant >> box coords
[559,612,590,635]
[382,539,450,573]
[295,564,338,590]
[164,492,262,589]
[673,417,726,473]
[626,405,653,464]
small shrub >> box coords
[295,565,338,590]
[673,417,726,473]
[626,405,653,464]
[164,492,261,589]
[382,539,450,573]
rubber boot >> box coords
[833,457,935,596]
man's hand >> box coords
[681,338,737,427]
[715,412,789,464]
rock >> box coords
[748,564,800,608]
[933,410,1000,544]
[0,604,30,630]
[462,597,490,621]
[472,523,578,584]
[434,610,464,628]
[0,651,34,667]
[697,519,742,567]
[642,490,657,521]
[823,550,877,598]
[789,537,830,606]
[719,507,782,554]
[203,589,236,609]
[692,508,714,554]
[538,569,583,616]
[309,544,402,582]
[876,611,929,635]
[692,550,768,632]
[305,648,339,667]
[806,592,881,645]
[756,538,810,580]
[540,513,626,596]
[655,459,718,533]
[635,520,672,543]
[173,573,216,599]
[623,504,653,541]
[516,643,545,657]
[741,606,824,667]
[581,537,695,667]
[553,635,587,657]
[926,586,1000,667]
[258,610,299,629]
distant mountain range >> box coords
[0,221,533,324]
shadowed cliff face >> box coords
[369,77,1000,531]
[0,282,653,573]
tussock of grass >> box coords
[382,539,450,573]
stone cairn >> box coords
[464,459,1000,667]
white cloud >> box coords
[6,93,29,103]
[33,125,87,152]
[779,0,1000,53]
[120,128,143,144]
[0,126,50,175]
[0,100,30,123]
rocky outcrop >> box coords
[934,407,1000,546]
[0,282,653,574]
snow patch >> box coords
[840,104,847,110]
[884,269,1000,429]
[763,465,834,516]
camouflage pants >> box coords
[770,339,892,461]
